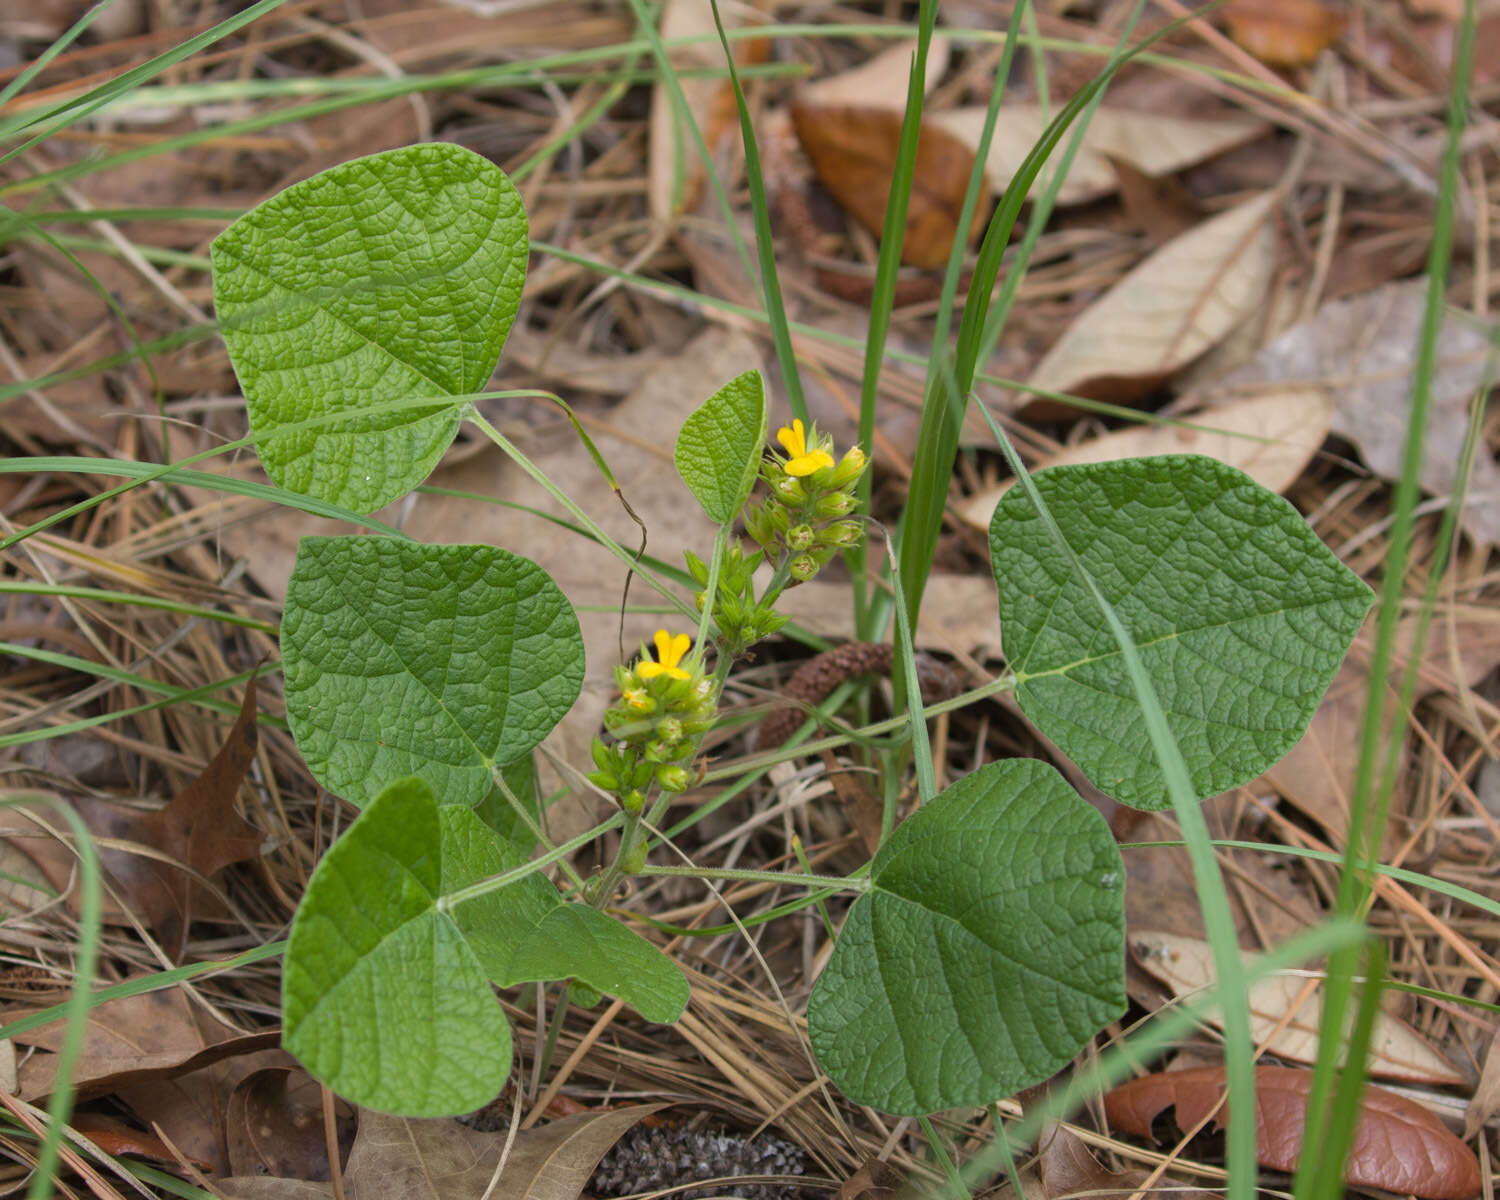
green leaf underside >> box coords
[990,455,1373,812]
[211,143,527,514]
[674,369,769,524]
[282,779,516,1117]
[463,903,689,1025]
[281,537,584,809]
[284,779,687,1116]
[808,759,1124,1115]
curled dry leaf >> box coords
[958,391,1332,528]
[1131,930,1468,1087]
[791,101,989,269]
[1222,0,1347,68]
[227,1067,351,1181]
[930,106,1266,207]
[1105,1066,1481,1200]
[1021,191,1278,419]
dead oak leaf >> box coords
[75,672,264,961]
[1105,1065,1480,1200]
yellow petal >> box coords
[785,449,835,477]
[776,419,808,459]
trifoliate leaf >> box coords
[282,778,522,1116]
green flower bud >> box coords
[829,444,868,489]
[656,764,692,792]
[585,767,617,791]
[787,523,814,551]
[813,491,855,519]
[620,789,646,814]
[790,553,819,582]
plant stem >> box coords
[637,864,868,891]
[437,814,623,913]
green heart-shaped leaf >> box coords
[808,759,1124,1115]
[281,536,583,808]
[990,455,1373,810]
[282,778,534,1116]
[212,143,527,513]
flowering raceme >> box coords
[745,421,869,582]
[589,630,716,804]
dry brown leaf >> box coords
[790,102,988,268]
[1262,614,1500,846]
[647,0,766,221]
[118,1046,302,1176]
[353,1104,665,1199]
[1131,930,1468,1086]
[73,672,264,961]
[957,391,1332,529]
[930,106,1266,207]
[1463,1025,1500,1139]
[1105,1066,1481,1200]
[1109,155,1206,246]
[798,38,949,110]
[839,1156,906,1200]
[227,1067,350,1182]
[1021,192,1278,418]
[1223,0,1347,67]
[1037,1121,1148,1199]
[1214,280,1500,546]
[6,986,277,1103]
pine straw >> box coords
[1,0,1498,1197]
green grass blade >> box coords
[978,398,1257,1200]
[849,0,938,630]
[1296,3,1477,1194]
[709,0,807,425]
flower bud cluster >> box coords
[685,543,787,657]
[744,420,868,583]
[587,631,715,804]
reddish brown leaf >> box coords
[790,102,989,269]
[119,1047,301,1175]
[70,1112,211,1170]
[1222,0,1346,67]
[75,672,264,960]
[1104,1066,1481,1200]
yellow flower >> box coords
[638,629,692,681]
[776,419,835,477]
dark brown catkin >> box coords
[752,642,962,753]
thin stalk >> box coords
[438,815,624,913]
[638,864,868,891]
